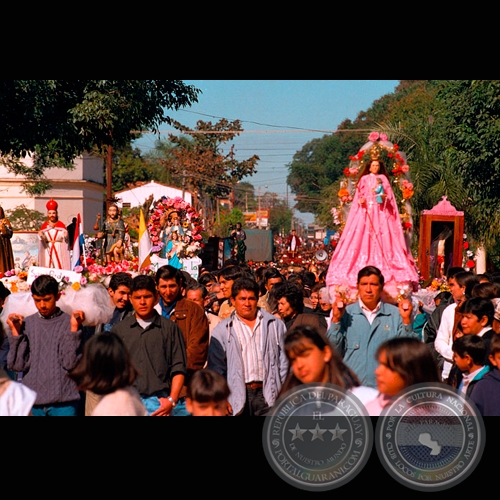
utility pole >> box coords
[257,186,261,229]
[229,145,235,210]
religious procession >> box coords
[1,129,499,422]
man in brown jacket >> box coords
[154,265,209,416]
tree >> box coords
[6,205,46,231]
[268,197,293,235]
[234,181,256,212]
[149,118,259,233]
[110,143,166,193]
[436,80,500,254]
[0,80,200,195]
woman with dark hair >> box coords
[365,336,441,416]
[68,331,147,416]
[279,324,377,404]
[273,281,327,335]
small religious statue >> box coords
[374,177,385,204]
[286,228,302,254]
[230,222,247,264]
[0,205,15,273]
[97,203,126,264]
[38,199,71,270]
[160,210,184,259]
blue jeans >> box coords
[31,400,80,416]
[141,395,189,416]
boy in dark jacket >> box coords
[470,334,500,416]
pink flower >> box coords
[369,132,380,142]
[380,133,388,141]
[401,164,410,173]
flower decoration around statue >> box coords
[462,234,476,271]
[333,131,414,238]
[147,196,204,259]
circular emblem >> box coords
[375,382,485,491]
[262,384,373,491]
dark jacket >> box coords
[286,312,328,336]
[470,367,500,416]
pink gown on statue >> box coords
[325,172,419,299]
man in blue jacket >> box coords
[207,277,288,416]
[326,265,416,388]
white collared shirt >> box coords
[359,298,382,325]
[232,309,265,383]
[459,366,485,394]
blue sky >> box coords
[133,80,400,225]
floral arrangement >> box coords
[329,284,358,305]
[426,276,450,293]
[332,131,414,237]
[0,269,28,280]
[0,268,30,292]
[463,233,476,271]
[147,196,204,258]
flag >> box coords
[71,213,84,270]
[138,208,152,270]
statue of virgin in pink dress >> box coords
[325,158,419,302]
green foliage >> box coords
[148,118,259,231]
[435,80,500,254]
[269,198,293,235]
[110,143,166,193]
[0,80,200,194]
[6,205,46,231]
[217,208,244,237]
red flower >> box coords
[466,259,475,268]
[343,167,350,176]
[463,242,469,250]
[403,222,413,230]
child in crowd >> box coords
[365,336,441,416]
[450,335,489,396]
[279,324,378,405]
[470,334,500,416]
[185,368,230,416]
[68,331,147,416]
[6,274,86,416]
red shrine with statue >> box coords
[418,196,464,281]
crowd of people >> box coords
[2,251,499,417]
[1,136,500,416]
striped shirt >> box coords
[232,309,265,383]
